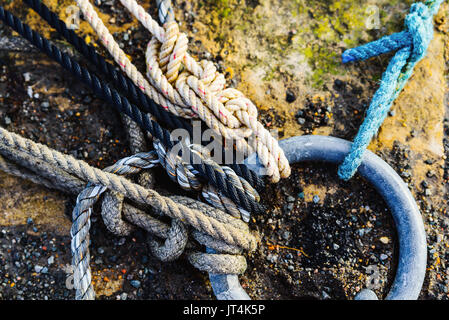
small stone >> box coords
[4,116,11,125]
[287,265,294,271]
[266,254,278,263]
[282,231,292,241]
[130,280,141,288]
[333,244,340,250]
[286,89,296,103]
[297,117,305,125]
[426,170,436,178]
[379,237,390,244]
[34,265,43,273]
[26,218,33,225]
[123,33,129,41]
[380,254,388,261]
[47,256,54,265]
[313,195,320,203]
[322,291,331,300]
[388,110,396,117]
[297,192,305,199]
[41,101,50,109]
[98,247,105,254]
[120,292,128,300]
[23,72,31,82]
[287,196,295,203]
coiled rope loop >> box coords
[338,0,444,180]
[0,4,263,215]
[76,0,290,183]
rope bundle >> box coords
[0,4,264,215]
[0,127,256,299]
[338,0,444,180]
[75,0,290,183]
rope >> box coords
[156,0,174,23]
[24,0,264,191]
[0,127,256,297]
[75,0,290,183]
[338,0,444,180]
[0,5,264,214]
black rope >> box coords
[24,0,264,192]
[0,5,264,214]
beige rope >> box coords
[0,126,257,251]
[75,0,291,182]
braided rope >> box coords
[24,0,264,191]
[338,0,444,180]
[156,0,174,23]
[0,130,248,275]
[0,126,257,249]
[75,0,290,183]
[0,5,263,214]
[68,151,253,298]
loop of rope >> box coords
[75,0,290,183]
[69,151,253,298]
[338,0,444,180]
[0,127,253,298]
[0,5,264,214]
[24,0,264,192]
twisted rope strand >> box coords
[0,126,257,251]
[338,0,444,180]
[76,0,290,183]
[0,5,263,213]
[24,0,264,191]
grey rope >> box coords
[0,127,253,298]
[156,0,175,24]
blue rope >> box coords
[338,0,444,180]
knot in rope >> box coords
[139,9,289,182]
[337,0,443,181]
[405,2,434,62]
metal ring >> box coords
[208,135,427,300]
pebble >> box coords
[287,195,295,203]
[282,231,292,241]
[120,292,128,300]
[286,89,296,103]
[41,101,50,109]
[130,280,141,288]
[333,244,340,250]
[380,254,388,261]
[34,265,43,273]
[98,247,105,254]
[23,72,31,82]
[266,254,278,263]
[47,256,54,265]
[4,116,11,125]
[379,237,389,244]
[297,117,306,125]
[313,195,320,203]
[322,291,331,300]
[26,218,33,225]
